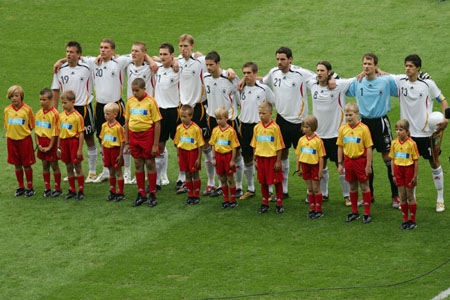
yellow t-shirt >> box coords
[250,120,285,157]
[4,103,35,140]
[174,122,205,151]
[125,94,162,133]
[59,110,84,139]
[209,125,240,154]
[295,134,326,164]
[389,137,419,166]
[336,122,373,159]
[99,121,125,148]
[35,107,60,138]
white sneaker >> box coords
[160,175,170,186]
[124,175,136,185]
[436,201,445,212]
[63,176,69,182]
[93,172,108,183]
[85,173,97,183]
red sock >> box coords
[15,169,25,188]
[25,168,33,189]
[230,186,236,202]
[350,191,358,214]
[186,180,194,197]
[222,185,229,202]
[193,179,201,198]
[148,172,157,195]
[400,203,409,222]
[275,183,283,206]
[308,193,315,211]
[136,172,146,197]
[43,172,51,190]
[409,203,417,223]
[363,191,371,215]
[109,177,116,193]
[261,184,269,206]
[54,172,61,191]
[77,176,84,193]
[118,179,124,194]
[315,193,323,212]
[68,177,76,193]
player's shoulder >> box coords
[254,82,269,91]
[73,110,83,119]
[358,122,370,131]
[22,103,33,112]
[203,72,212,79]
[77,61,91,70]
[268,67,280,75]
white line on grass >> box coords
[431,287,450,300]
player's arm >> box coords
[337,146,344,175]
[56,136,62,158]
[211,145,217,166]
[116,140,124,165]
[274,149,282,172]
[124,120,130,154]
[318,156,324,179]
[195,144,203,169]
[47,136,57,153]
[390,157,396,184]
[229,148,236,168]
[365,147,373,175]
[53,58,67,73]
[52,90,60,110]
[144,54,159,73]
[77,131,84,159]
[296,155,302,177]
[410,159,418,186]
[436,96,449,132]
[151,121,161,157]
[34,132,42,152]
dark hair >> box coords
[205,51,220,63]
[66,41,82,54]
[40,88,53,99]
[101,38,115,49]
[404,54,422,68]
[316,61,333,83]
[362,53,378,65]
[132,78,146,88]
[159,42,174,54]
[276,47,292,59]
[242,62,258,72]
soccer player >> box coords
[295,115,326,219]
[238,62,275,200]
[125,78,161,208]
[203,51,244,198]
[4,85,36,197]
[346,53,399,208]
[209,107,241,209]
[337,103,374,224]
[57,90,85,200]
[390,54,448,212]
[174,105,205,205]
[251,101,285,214]
[307,61,351,206]
[35,88,62,198]
[52,41,98,183]
[389,120,419,229]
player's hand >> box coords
[327,78,336,90]
[409,176,417,186]
[125,144,131,154]
[226,68,236,81]
[365,165,372,175]
[254,160,258,170]
[53,60,63,73]
[392,175,397,184]
[95,55,102,65]
[37,145,44,152]
[76,149,82,159]
[195,159,201,169]
[56,148,61,158]
[212,159,217,167]
[436,118,448,133]
[172,59,179,73]
[151,144,159,157]
[229,160,235,169]
[237,78,246,92]
[274,160,281,172]
[338,165,344,175]
[356,71,365,82]
[318,170,323,179]
[150,59,158,73]
[115,155,123,166]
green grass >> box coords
[1,0,450,299]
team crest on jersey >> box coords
[420,93,423,97]
[256,95,260,99]
[103,66,107,69]
[143,75,147,79]
[410,86,414,90]
[222,89,226,94]
[80,77,84,81]
[163,72,167,75]
[170,79,174,83]
[248,91,251,94]
[192,70,196,74]
[292,83,296,87]
[71,72,75,75]
[111,71,115,76]
[283,76,286,79]
[379,91,383,95]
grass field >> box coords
[1,0,450,299]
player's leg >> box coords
[429,154,445,212]
[406,186,417,229]
[219,174,229,207]
[312,179,323,217]
[398,185,409,228]
[49,161,62,197]
[382,151,399,208]
[227,173,237,205]
[74,161,84,199]
[360,179,371,223]
[160,146,169,185]
[65,162,77,199]
[240,122,256,200]
[320,159,329,200]
[156,141,166,188]
[107,166,117,201]
[145,157,157,206]
[14,165,25,196]
[42,160,52,197]
[192,170,201,204]
[305,179,315,218]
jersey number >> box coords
[360,88,364,96]
[156,74,161,83]
[95,68,103,77]
[206,85,211,94]
[401,87,408,97]
[313,91,318,99]
[60,75,69,84]
[274,78,282,87]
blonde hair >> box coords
[344,102,359,113]
[180,104,194,116]
[258,101,273,112]
[61,90,76,102]
[132,41,147,52]
[7,85,24,100]
[104,102,119,114]
[302,115,318,132]
[214,107,228,119]
[179,34,194,45]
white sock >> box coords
[282,158,289,194]
[339,171,350,198]
[269,185,273,194]
[244,161,255,192]
[99,150,110,176]
[162,147,169,178]
[177,171,186,182]
[124,152,131,172]
[432,166,444,203]
[87,145,97,174]
[235,156,244,190]
[320,167,329,197]
[156,153,164,185]
[203,147,215,186]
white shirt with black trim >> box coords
[203,70,240,120]
[154,64,180,109]
[126,61,154,99]
[178,55,207,107]
[239,81,275,124]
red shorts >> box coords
[178,148,201,172]
[394,164,415,188]
[129,127,159,159]
[60,137,83,164]
[256,156,284,185]
[37,136,59,162]
[215,152,236,175]
[103,146,124,169]
[301,162,319,181]
[344,156,369,182]
[7,136,36,167]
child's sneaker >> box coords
[160,175,170,186]
[344,196,351,207]
[191,197,200,205]
[51,189,63,198]
[239,190,255,200]
[76,191,85,200]
[85,173,97,183]
[258,204,269,214]
[307,210,315,219]
[174,180,184,191]
[407,221,417,230]
[184,197,193,205]
[392,196,400,209]
[64,190,77,200]
[346,212,360,222]
[132,193,147,207]
[229,202,238,209]
[24,188,35,197]
[114,194,125,202]
[148,193,158,207]
[436,201,445,212]
[221,201,229,209]
[43,189,52,198]
[106,191,116,201]
[176,183,188,194]
[235,189,243,198]
[314,211,324,219]
[210,187,223,197]
[362,214,372,224]
[275,205,285,214]
[400,221,409,230]
[14,187,25,197]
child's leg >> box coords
[192,171,201,198]
[203,146,216,187]
[135,158,146,197]
[227,174,236,202]
[275,182,283,206]
[261,183,269,206]
[349,181,359,214]
[312,180,322,212]
[220,174,229,202]
[320,162,329,198]
[74,162,84,193]
[399,186,408,222]
[145,158,157,196]
[306,180,315,211]
[14,165,25,189]
[42,160,51,191]
[108,167,116,193]
[50,161,61,191]
[116,167,124,195]
[24,166,33,189]
[360,180,371,215]
[406,187,417,223]
[185,171,194,197]
[66,163,76,192]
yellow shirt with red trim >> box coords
[336,122,373,159]
[389,137,419,166]
[4,103,35,140]
[174,122,205,151]
[35,107,60,138]
[250,120,285,157]
[295,134,326,164]
[59,110,84,139]
[125,93,162,133]
[99,121,125,148]
[209,125,240,154]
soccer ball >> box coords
[428,111,444,132]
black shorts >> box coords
[239,122,257,158]
[208,116,242,146]
[361,115,392,153]
[192,102,209,139]
[74,103,95,136]
[160,107,179,142]
[322,137,338,162]
[411,136,441,160]
[275,113,303,149]
[95,100,125,138]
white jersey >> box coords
[392,74,443,137]
[178,55,207,107]
[51,61,94,106]
[203,70,240,120]
[154,64,180,109]
[83,55,132,104]
[239,81,275,124]
[126,61,154,99]
[263,64,315,124]
[308,78,353,139]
